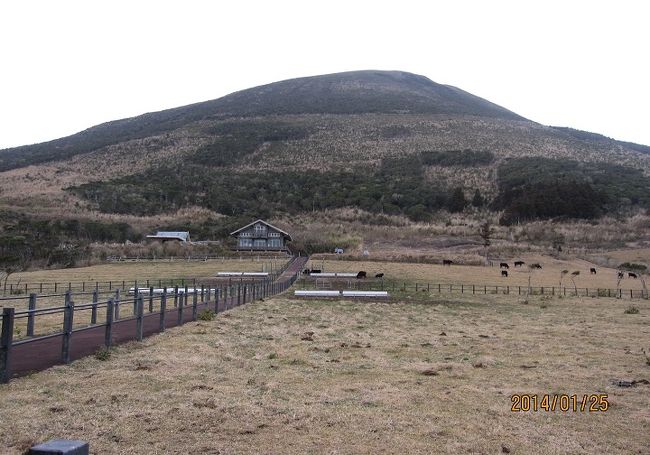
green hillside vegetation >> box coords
[495,157,650,224]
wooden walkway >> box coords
[8,256,308,380]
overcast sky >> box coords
[1,0,648,149]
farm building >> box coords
[146,231,191,242]
[230,219,292,251]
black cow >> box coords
[530,263,543,269]
[357,271,367,279]
[628,272,638,279]
[302,269,311,275]
[618,271,624,279]
[500,262,509,269]
[514,261,525,267]
[442,259,453,266]
[590,268,597,274]
[375,273,384,278]
[311,269,321,274]
[501,270,508,277]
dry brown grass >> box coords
[310,257,647,291]
[0,293,648,454]
[8,259,288,285]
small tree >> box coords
[448,187,467,213]
[471,189,485,208]
[559,269,569,288]
[570,271,580,295]
[479,221,493,265]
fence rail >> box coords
[1,259,293,297]
[302,279,649,300]
[106,254,290,262]
[0,256,305,383]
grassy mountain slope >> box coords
[1,70,650,263]
[0,70,525,172]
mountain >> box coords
[0,70,526,172]
[1,70,650,257]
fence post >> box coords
[91,289,98,325]
[27,293,37,337]
[114,289,121,320]
[1,308,15,383]
[201,285,205,303]
[243,285,247,304]
[160,289,167,332]
[174,286,179,308]
[238,285,241,306]
[178,289,184,326]
[192,290,198,321]
[105,298,114,348]
[149,286,154,313]
[133,282,139,315]
[136,295,144,341]
[214,288,220,313]
[62,294,74,364]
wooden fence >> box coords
[304,279,649,299]
[0,257,305,383]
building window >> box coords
[268,238,282,247]
[239,238,252,247]
[254,239,266,248]
[255,224,266,233]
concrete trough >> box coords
[342,291,389,298]
[128,287,216,295]
[309,272,359,278]
[294,290,341,297]
[217,272,244,276]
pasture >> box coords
[6,258,289,285]
[308,256,647,290]
[0,293,648,453]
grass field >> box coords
[0,292,648,454]
[309,256,648,291]
[7,258,289,285]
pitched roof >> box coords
[230,219,292,241]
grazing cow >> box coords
[628,272,638,279]
[501,270,508,277]
[302,269,311,275]
[530,263,543,269]
[618,271,624,279]
[590,268,597,274]
[311,269,321,274]
[375,273,384,278]
[500,262,509,269]
[442,259,453,266]
[514,261,525,267]
[357,271,367,279]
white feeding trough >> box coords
[128,287,212,295]
[216,272,269,277]
[294,290,341,297]
[294,290,390,298]
[342,291,389,298]
[309,272,359,278]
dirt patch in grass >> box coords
[0,294,649,454]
